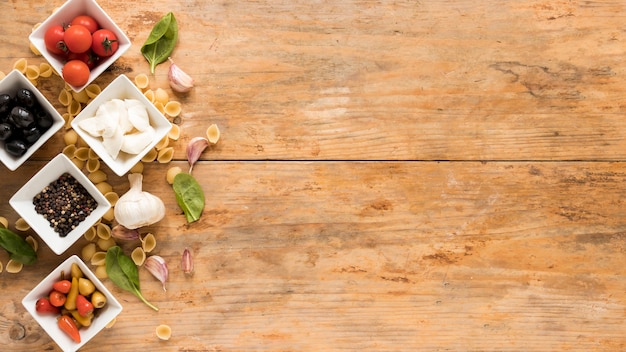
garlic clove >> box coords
[144,255,168,291]
[182,248,193,275]
[186,136,208,173]
[111,224,140,241]
[168,57,194,93]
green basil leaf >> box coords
[140,12,178,73]
[106,246,159,311]
[173,172,205,223]
[0,228,37,265]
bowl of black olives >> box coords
[0,69,64,171]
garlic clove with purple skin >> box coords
[182,248,194,275]
[111,224,140,241]
[168,57,194,93]
[186,136,209,173]
[144,255,168,291]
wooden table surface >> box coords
[1,0,625,351]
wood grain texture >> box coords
[0,0,624,351]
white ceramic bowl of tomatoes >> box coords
[22,255,123,352]
[29,0,131,92]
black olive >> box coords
[5,139,27,156]
[0,123,13,141]
[35,109,53,130]
[22,126,41,144]
[15,88,36,108]
[9,106,35,128]
[0,94,12,116]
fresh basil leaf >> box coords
[141,12,178,73]
[173,172,205,223]
[106,246,159,311]
[0,228,37,265]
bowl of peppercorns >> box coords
[0,69,64,171]
[9,153,110,255]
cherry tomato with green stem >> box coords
[62,60,90,87]
[70,15,99,33]
[64,24,92,53]
[91,29,118,57]
[44,25,67,55]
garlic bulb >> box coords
[168,57,194,93]
[114,173,166,229]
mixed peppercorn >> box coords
[33,173,97,237]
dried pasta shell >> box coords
[134,73,149,90]
[157,147,174,163]
[72,89,90,104]
[26,235,38,252]
[68,99,81,116]
[81,242,97,261]
[153,101,165,115]
[96,222,111,240]
[64,129,78,146]
[15,218,30,231]
[97,237,116,251]
[207,124,220,144]
[130,161,144,174]
[86,158,101,173]
[141,233,157,253]
[64,114,74,130]
[30,42,41,56]
[131,247,146,266]
[74,147,90,161]
[102,207,115,222]
[26,64,40,81]
[91,251,107,266]
[143,89,155,103]
[0,216,8,228]
[154,88,169,105]
[88,170,107,184]
[141,148,158,163]
[0,261,3,273]
[83,226,97,241]
[6,259,23,274]
[95,181,112,195]
[166,166,182,184]
[88,148,99,160]
[13,58,27,74]
[39,62,53,78]
[85,84,101,99]
[104,191,119,206]
[59,89,72,107]
[155,324,172,340]
[71,158,85,169]
[168,124,181,140]
[164,101,182,117]
[63,144,77,159]
[95,265,108,279]
[155,135,169,151]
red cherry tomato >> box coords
[70,15,99,33]
[91,29,118,57]
[64,25,92,53]
[62,60,90,87]
[44,25,67,55]
[67,50,99,70]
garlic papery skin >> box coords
[111,224,140,241]
[144,255,168,291]
[182,248,194,275]
[114,173,166,229]
[168,57,194,93]
[186,136,208,173]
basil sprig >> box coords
[141,12,178,73]
[106,246,158,311]
[0,228,37,265]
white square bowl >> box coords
[9,153,110,255]
[22,255,123,352]
[29,0,131,92]
[71,74,172,176]
[0,69,64,171]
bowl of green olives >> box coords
[0,69,64,171]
